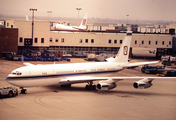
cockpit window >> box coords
[17,72,22,75]
[11,71,22,75]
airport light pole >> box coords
[29,8,37,41]
[47,11,52,21]
[126,15,129,24]
[76,8,82,26]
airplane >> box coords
[26,15,29,21]
[6,31,168,94]
[55,13,88,31]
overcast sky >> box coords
[0,0,176,21]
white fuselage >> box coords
[55,24,85,31]
[6,62,126,87]
[55,13,87,31]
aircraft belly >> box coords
[6,77,61,87]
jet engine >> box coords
[97,83,117,90]
[133,78,153,89]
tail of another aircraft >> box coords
[113,31,132,63]
[79,13,88,30]
[26,15,29,21]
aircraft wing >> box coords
[59,76,176,90]
[23,62,34,66]
[59,76,174,85]
[124,61,159,68]
[111,76,173,80]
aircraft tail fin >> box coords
[26,15,29,21]
[113,31,132,63]
[79,13,88,29]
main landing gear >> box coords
[85,81,96,90]
[20,87,27,94]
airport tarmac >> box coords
[0,58,176,120]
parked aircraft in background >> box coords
[26,15,29,21]
[55,13,88,31]
[6,31,168,94]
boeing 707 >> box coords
[6,31,171,94]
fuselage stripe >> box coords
[6,70,120,80]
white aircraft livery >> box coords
[6,31,169,94]
[55,13,88,31]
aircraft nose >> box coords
[5,76,10,82]
[5,73,13,82]
[5,76,17,86]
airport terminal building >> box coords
[1,20,176,58]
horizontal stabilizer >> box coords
[124,61,159,68]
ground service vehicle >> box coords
[5,52,19,61]
[156,70,176,77]
[141,65,165,74]
[0,87,18,98]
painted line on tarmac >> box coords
[94,91,146,100]
[117,94,146,100]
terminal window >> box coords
[169,41,171,45]
[80,39,82,43]
[114,40,117,44]
[55,39,58,42]
[19,37,23,43]
[41,38,44,43]
[61,38,64,42]
[135,40,137,44]
[91,39,94,43]
[35,38,38,43]
[162,41,164,45]
[149,41,151,45]
[109,39,111,43]
[120,40,123,44]
[85,39,88,43]
[155,41,158,45]
[50,38,52,42]
[142,41,144,44]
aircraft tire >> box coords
[92,85,96,90]
[21,89,27,94]
[85,85,90,90]
[85,85,96,90]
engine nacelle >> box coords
[133,78,153,89]
[97,83,117,90]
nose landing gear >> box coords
[20,87,27,94]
